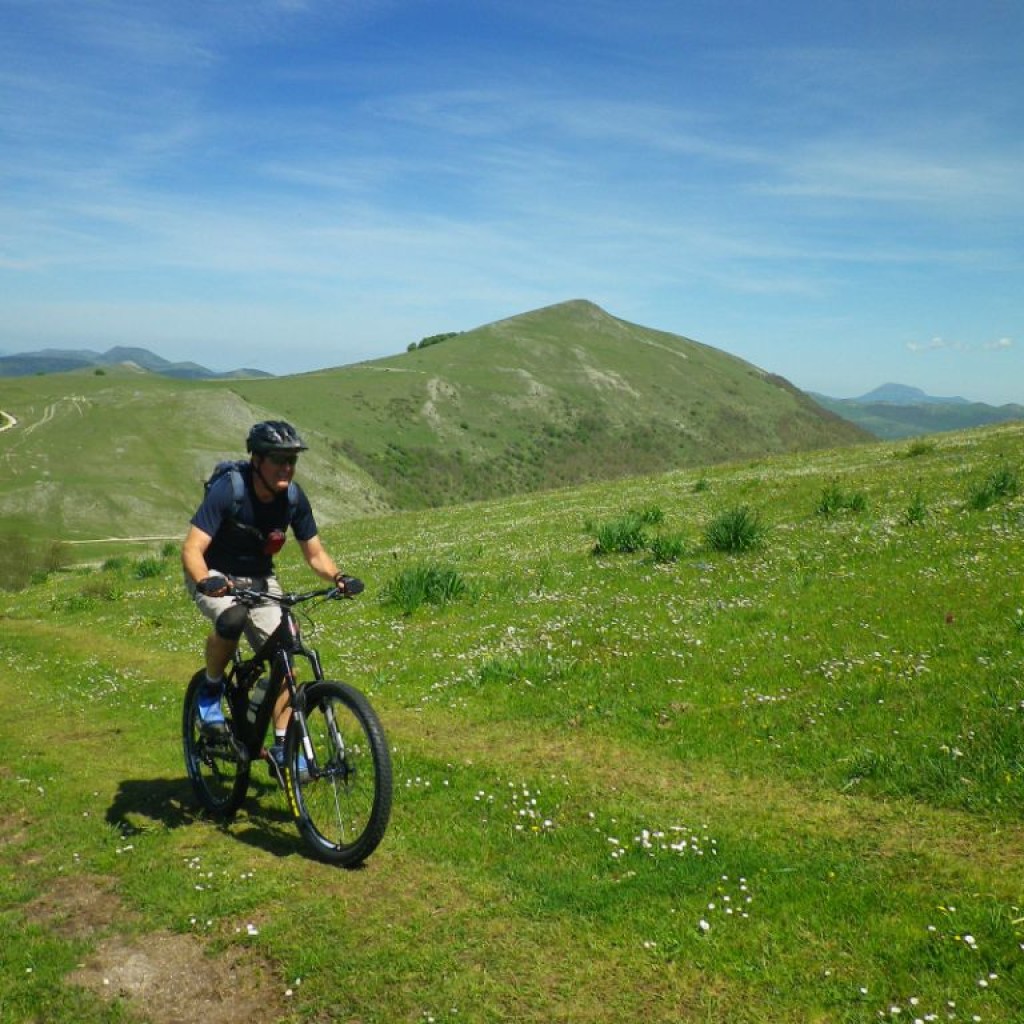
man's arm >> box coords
[182,525,216,585]
[298,534,342,584]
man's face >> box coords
[260,452,298,492]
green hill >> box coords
[0,367,388,547]
[236,300,867,508]
[1,421,1022,1022]
[0,300,867,544]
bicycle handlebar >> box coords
[229,576,364,607]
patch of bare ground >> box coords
[26,873,284,1024]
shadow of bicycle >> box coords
[105,775,305,859]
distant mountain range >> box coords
[853,383,970,405]
[4,334,1019,447]
[810,383,1023,439]
[0,346,272,380]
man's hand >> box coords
[333,574,365,597]
[196,575,230,597]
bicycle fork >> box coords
[273,646,329,806]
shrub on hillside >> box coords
[588,505,665,555]
[632,504,664,526]
[589,512,649,555]
[966,464,1019,510]
[587,506,690,562]
[381,563,467,615]
[703,505,768,553]
[646,533,688,563]
[895,439,936,459]
[406,331,460,352]
[815,482,868,518]
[135,557,164,579]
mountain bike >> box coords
[182,579,392,867]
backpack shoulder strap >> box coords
[227,464,246,519]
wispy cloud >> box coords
[1,1,1022,401]
[907,336,1014,354]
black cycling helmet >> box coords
[246,420,308,455]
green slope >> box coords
[0,300,868,542]
[231,300,869,507]
[0,367,386,543]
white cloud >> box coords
[907,337,959,353]
[907,336,1014,354]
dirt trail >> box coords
[27,872,285,1024]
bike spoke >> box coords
[287,681,392,867]
[182,671,250,817]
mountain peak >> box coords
[857,383,968,405]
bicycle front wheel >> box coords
[285,680,392,867]
[182,670,250,818]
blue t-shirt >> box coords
[191,463,317,577]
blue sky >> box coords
[2,0,1022,403]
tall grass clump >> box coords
[589,506,662,555]
[966,464,1019,510]
[895,439,936,459]
[134,557,165,579]
[381,563,467,615]
[588,506,687,562]
[703,504,767,553]
[815,481,868,518]
[646,533,688,563]
[901,489,929,526]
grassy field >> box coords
[1,423,1022,1022]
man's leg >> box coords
[187,581,246,730]
[205,630,238,680]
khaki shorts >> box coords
[185,574,284,652]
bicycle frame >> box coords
[183,578,392,866]
[226,589,331,766]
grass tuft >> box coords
[589,512,651,555]
[646,533,688,563]
[966,464,1019,510]
[901,489,929,526]
[380,563,468,614]
[703,504,767,553]
[815,481,868,518]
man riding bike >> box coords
[181,420,356,768]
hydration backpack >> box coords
[205,459,298,522]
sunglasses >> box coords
[265,453,298,466]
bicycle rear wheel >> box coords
[183,670,250,817]
[285,680,392,867]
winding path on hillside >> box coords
[64,536,180,545]
[0,410,17,432]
